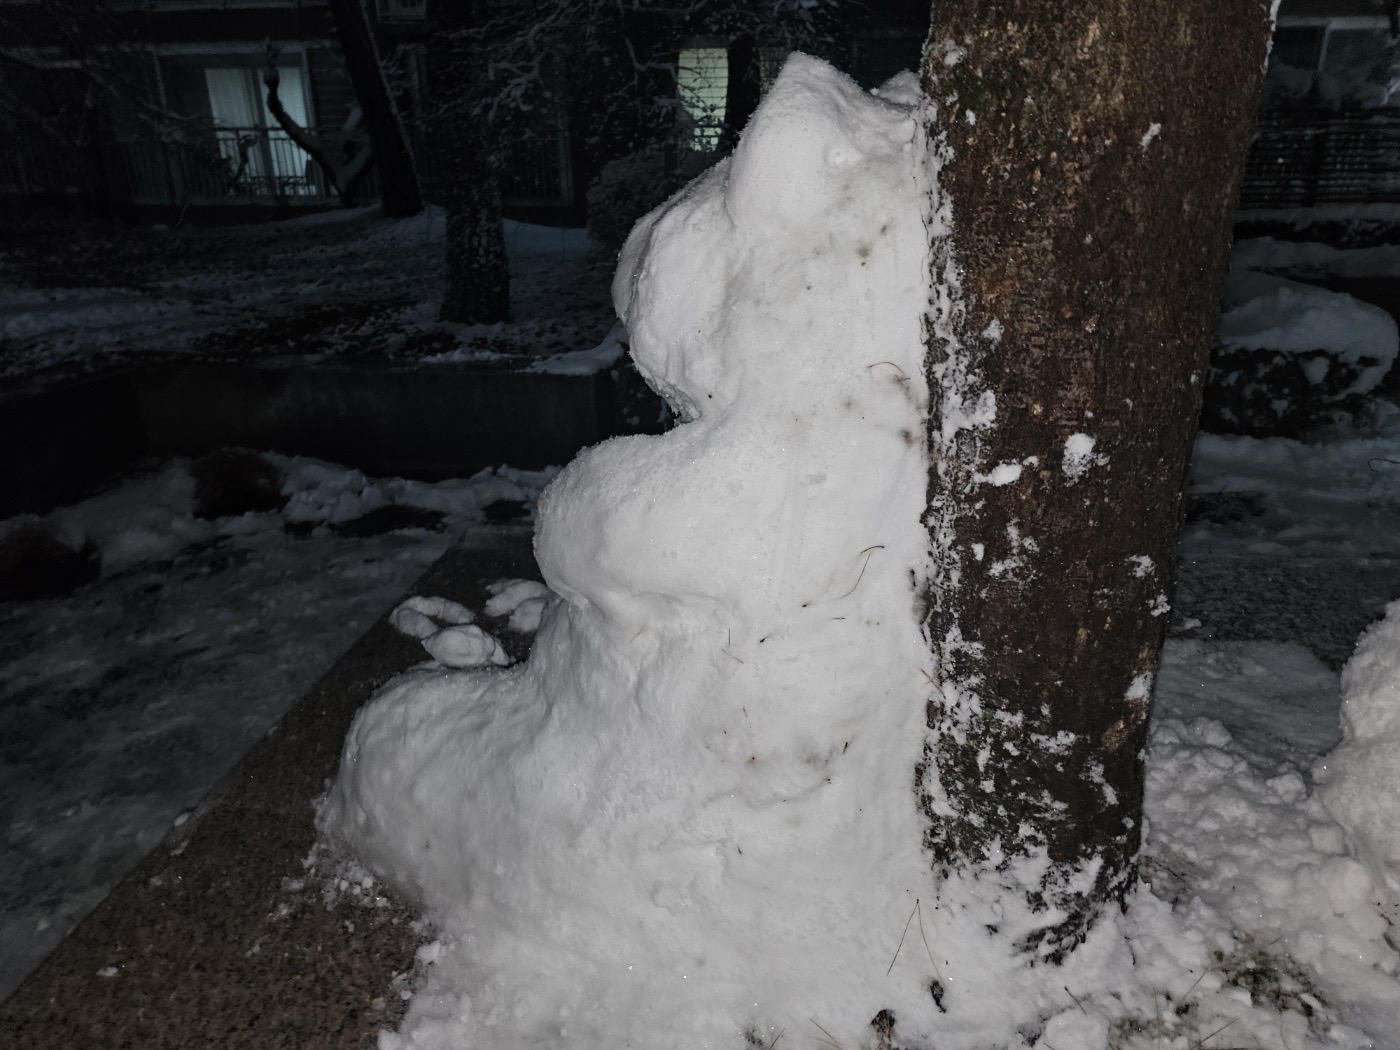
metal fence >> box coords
[1241,108,1400,210]
[113,128,329,203]
[0,140,85,199]
[0,124,572,211]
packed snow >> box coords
[310,55,1400,1050]
[0,455,554,1000]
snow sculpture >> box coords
[320,56,942,1047]
[1318,600,1400,892]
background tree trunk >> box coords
[718,34,760,156]
[327,0,422,218]
[919,1,1273,960]
[428,0,509,324]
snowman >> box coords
[320,54,942,1050]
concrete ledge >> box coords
[0,532,539,1048]
[0,371,147,519]
[0,358,645,518]
[136,361,606,477]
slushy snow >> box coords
[319,56,1400,1049]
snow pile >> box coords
[320,55,948,1048]
[1318,600,1400,890]
[1146,648,1400,1042]
[1202,269,1398,435]
[1217,270,1396,395]
[279,459,543,529]
[522,321,628,376]
[0,283,192,345]
[20,456,550,576]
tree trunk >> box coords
[918,1,1273,960]
[326,0,422,218]
[428,0,509,324]
[718,34,761,156]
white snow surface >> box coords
[1184,403,1400,561]
[1062,432,1102,480]
[320,55,946,1049]
[315,57,1400,1050]
[1318,601,1400,884]
[1217,270,1397,394]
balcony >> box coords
[1,124,573,212]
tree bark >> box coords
[428,0,509,324]
[326,0,423,218]
[918,1,1273,960]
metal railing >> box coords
[0,123,573,210]
[0,140,85,198]
[1241,108,1400,210]
[116,128,327,203]
[104,1,327,10]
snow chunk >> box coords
[1126,554,1154,578]
[422,625,509,669]
[1061,432,1103,480]
[979,462,1022,487]
[1140,122,1162,150]
[483,579,552,618]
[389,596,473,640]
[389,596,509,668]
[485,578,555,634]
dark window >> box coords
[1272,26,1326,71]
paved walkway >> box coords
[0,532,536,1049]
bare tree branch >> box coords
[262,51,374,207]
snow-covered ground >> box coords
[0,210,615,386]
[0,456,554,1000]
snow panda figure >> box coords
[320,54,945,1050]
